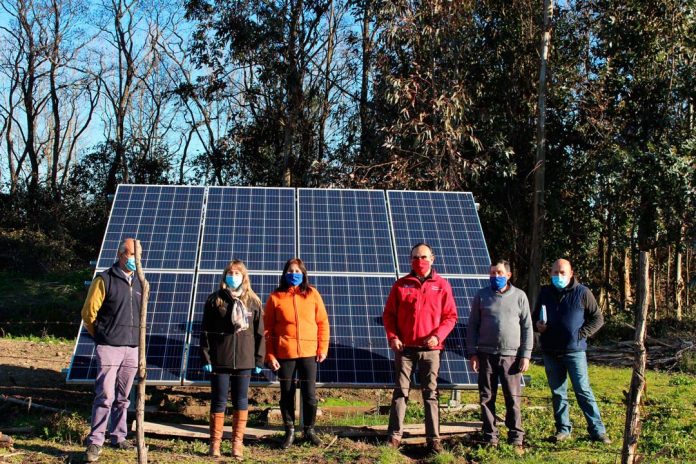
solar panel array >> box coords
[68,186,491,388]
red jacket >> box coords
[383,270,458,349]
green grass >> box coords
[3,362,696,463]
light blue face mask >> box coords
[225,274,243,289]
[551,275,569,290]
[125,256,136,271]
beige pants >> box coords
[387,349,441,440]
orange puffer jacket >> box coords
[264,286,330,362]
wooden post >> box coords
[528,0,554,308]
[621,250,650,464]
[134,240,149,463]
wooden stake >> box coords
[621,250,649,464]
[135,240,149,463]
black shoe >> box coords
[111,440,135,450]
[591,434,612,444]
[281,426,295,449]
[304,427,322,446]
[85,444,102,462]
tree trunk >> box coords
[621,250,650,464]
[652,252,658,319]
[623,247,633,312]
[359,3,372,162]
[528,0,554,308]
[134,240,149,463]
[282,0,304,187]
[317,0,335,166]
[675,225,685,321]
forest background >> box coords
[0,0,695,324]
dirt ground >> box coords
[0,339,392,422]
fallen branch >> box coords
[0,395,67,414]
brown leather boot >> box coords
[209,412,225,457]
[231,410,248,460]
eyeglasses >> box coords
[411,255,431,260]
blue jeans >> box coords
[210,370,252,413]
[543,352,606,437]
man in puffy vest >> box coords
[82,238,143,462]
[533,258,610,445]
[383,243,458,455]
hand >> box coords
[469,355,479,373]
[389,338,403,352]
[536,321,547,333]
[269,359,280,371]
[254,366,263,375]
[518,357,530,373]
[316,353,327,363]
[203,364,213,373]
[424,336,439,349]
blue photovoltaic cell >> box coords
[439,277,490,386]
[298,189,396,274]
[199,187,296,272]
[67,272,195,383]
[388,191,490,276]
[97,185,205,270]
[312,275,395,386]
[185,273,280,384]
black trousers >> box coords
[278,356,318,427]
[477,352,524,445]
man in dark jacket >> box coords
[81,238,142,462]
[383,243,458,454]
[533,259,610,444]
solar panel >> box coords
[439,277,490,386]
[66,272,195,384]
[298,189,396,274]
[97,185,205,270]
[184,272,280,384]
[71,186,493,388]
[312,275,395,387]
[198,187,296,272]
[387,191,490,276]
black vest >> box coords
[94,264,142,346]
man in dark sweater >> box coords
[81,238,143,462]
[467,260,532,454]
[533,259,610,444]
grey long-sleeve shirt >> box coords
[466,284,533,358]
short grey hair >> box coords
[118,238,133,255]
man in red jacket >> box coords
[383,243,458,454]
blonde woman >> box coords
[200,260,265,459]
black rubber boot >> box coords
[303,403,321,446]
[280,407,295,449]
[304,426,321,446]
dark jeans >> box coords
[278,357,317,426]
[210,369,252,413]
[477,352,524,445]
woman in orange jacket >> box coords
[264,258,330,449]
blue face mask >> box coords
[552,275,569,290]
[225,275,243,289]
[490,276,508,292]
[285,272,303,287]
[125,256,136,272]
